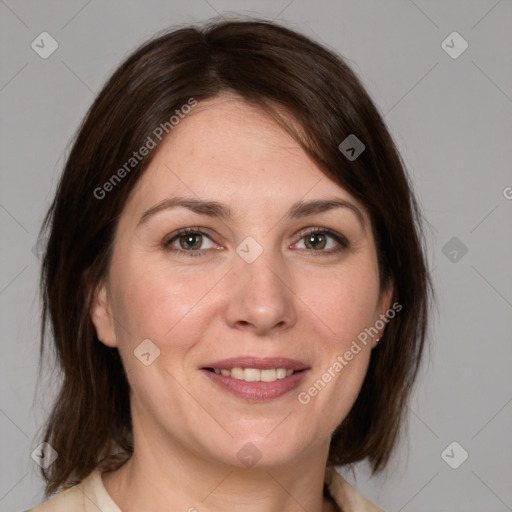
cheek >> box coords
[106,256,210,410]
[111,272,174,341]
[294,259,380,428]
[296,256,381,343]
[108,253,221,359]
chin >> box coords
[209,432,307,470]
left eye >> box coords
[293,231,342,251]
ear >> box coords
[89,281,117,348]
[373,279,394,348]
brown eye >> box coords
[304,233,327,250]
[178,233,203,250]
[164,228,218,255]
[292,228,349,255]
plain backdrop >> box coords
[1,1,511,511]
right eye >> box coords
[163,228,221,257]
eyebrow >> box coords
[137,196,365,228]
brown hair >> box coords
[38,18,431,495]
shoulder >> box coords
[26,485,85,512]
[325,465,385,512]
[27,469,120,512]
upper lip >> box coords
[202,357,310,371]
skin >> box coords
[91,96,392,512]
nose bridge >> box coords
[242,250,285,296]
[224,238,297,333]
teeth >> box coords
[211,367,297,382]
[244,368,260,382]
[231,367,244,380]
[276,368,287,379]
[261,369,277,382]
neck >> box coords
[102,419,335,512]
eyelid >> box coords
[164,225,214,238]
[294,226,349,245]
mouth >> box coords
[203,367,302,382]
[200,357,310,401]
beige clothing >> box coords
[28,464,383,512]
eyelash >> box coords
[162,227,349,258]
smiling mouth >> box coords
[204,367,304,382]
[201,356,310,400]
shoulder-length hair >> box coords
[38,18,431,495]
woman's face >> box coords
[92,96,392,469]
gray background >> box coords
[1,1,511,511]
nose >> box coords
[223,248,297,336]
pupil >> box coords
[307,234,325,250]
[181,234,201,250]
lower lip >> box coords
[201,369,309,401]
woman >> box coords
[30,19,430,512]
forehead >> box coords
[122,96,368,224]
[157,97,319,184]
